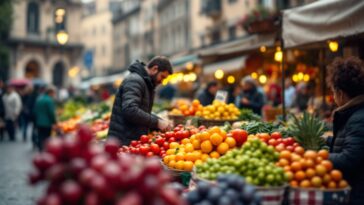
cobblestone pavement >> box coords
[0,132,44,205]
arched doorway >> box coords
[53,61,65,88]
[25,60,40,79]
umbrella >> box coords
[32,78,47,87]
[8,78,31,87]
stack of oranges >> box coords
[277,149,348,189]
[162,126,237,171]
[169,99,203,116]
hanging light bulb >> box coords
[227,75,235,84]
[328,40,339,52]
[214,69,224,80]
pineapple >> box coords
[287,112,328,151]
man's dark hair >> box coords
[327,56,364,98]
[207,81,218,90]
[147,56,173,74]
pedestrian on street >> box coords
[108,56,173,145]
[34,86,57,151]
[0,80,5,141]
[284,78,296,108]
[237,76,264,115]
[197,81,218,106]
[294,82,310,112]
[2,84,22,141]
[19,85,33,142]
[326,57,364,205]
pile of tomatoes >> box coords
[119,125,206,157]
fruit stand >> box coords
[37,98,351,205]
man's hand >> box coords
[158,119,172,131]
[241,97,250,105]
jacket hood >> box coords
[335,94,364,113]
[128,61,155,89]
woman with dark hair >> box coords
[326,56,364,205]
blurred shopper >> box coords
[197,81,218,106]
[284,79,296,108]
[108,56,173,145]
[2,85,22,141]
[0,80,5,141]
[266,81,282,106]
[34,86,57,151]
[101,87,110,101]
[29,85,46,149]
[227,84,240,104]
[159,84,176,101]
[294,82,310,111]
[326,57,364,205]
[237,77,264,115]
[19,85,33,141]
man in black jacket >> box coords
[108,56,173,145]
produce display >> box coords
[195,139,287,187]
[186,175,261,205]
[119,125,204,158]
[29,125,185,205]
[277,149,348,189]
[162,127,248,171]
[170,100,241,120]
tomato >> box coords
[182,130,190,139]
[140,135,149,144]
[160,150,166,157]
[293,142,299,147]
[163,142,170,150]
[130,140,138,147]
[283,137,295,146]
[199,126,206,131]
[271,132,282,140]
[155,137,165,146]
[168,137,176,143]
[146,152,154,157]
[165,131,175,139]
[268,139,278,146]
[140,145,150,155]
[174,127,181,132]
[276,138,283,143]
[258,133,271,142]
[230,129,248,146]
[150,143,161,154]
[286,145,294,152]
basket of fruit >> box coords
[288,186,351,205]
[161,160,192,186]
[198,118,239,127]
[195,101,241,127]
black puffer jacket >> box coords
[329,95,364,205]
[108,61,159,145]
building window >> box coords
[27,2,40,34]
[211,30,221,44]
[229,26,236,40]
[54,8,67,32]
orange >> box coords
[191,139,201,149]
[330,170,343,182]
[175,153,185,161]
[323,174,331,184]
[304,159,315,168]
[185,153,196,162]
[220,130,227,140]
[290,180,299,187]
[338,180,348,188]
[291,153,302,162]
[175,160,185,170]
[318,150,329,160]
[291,161,302,172]
[181,138,190,145]
[294,146,305,156]
[168,160,176,169]
[170,142,179,149]
[209,126,221,135]
[194,133,201,141]
[225,137,236,148]
[185,143,194,153]
[200,132,210,141]
[316,156,323,164]
[183,161,194,171]
[311,176,323,188]
[280,151,292,160]
[321,160,333,171]
[305,168,316,179]
[166,149,176,155]
[190,135,197,141]
[194,159,203,166]
[327,181,337,189]
[201,154,210,161]
[163,156,170,164]
[217,143,229,155]
[278,158,289,167]
[192,99,200,107]
[192,151,202,160]
[304,150,318,160]
[201,141,213,153]
[300,180,311,188]
[284,166,291,172]
[300,159,307,169]
[210,151,220,159]
[315,165,327,176]
[210,133,223,145]
[295,171,306,181]
[286,171,294,181]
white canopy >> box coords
[79,71,130,89]
[283,0,364,48]
[203,56,247,74]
